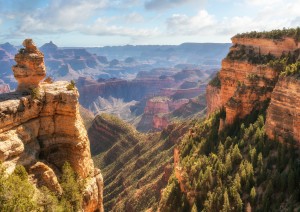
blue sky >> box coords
[0,0,299,47]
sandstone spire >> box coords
[12,39,46,91]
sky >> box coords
[0,0,299,47]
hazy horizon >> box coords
[0,0,299,47]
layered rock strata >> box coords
[232,37,300,57]
[12,39,46,92]
[219,59,278,124]
[0,39,103,212]
[206,84,221,116]
[207,35,300,144]
[265,76,300,144]
[137,97,189,131]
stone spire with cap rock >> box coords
[12,39,46,92]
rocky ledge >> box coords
[0,39,103,211]
[0,81,103,211]
[265,76,300,145]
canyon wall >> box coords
[220,59,278,124]
[206,84,221,116]
[265,76,300,144]
[0,39,103,211]
[208,35,300,145]
[77,77,175,109]
[137,97,189,132]
[232,37,300,57]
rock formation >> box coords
[12,39,46,92]
[0,39,103,211]
[207,31,300,145]
[265,76,300,144]
[206,84,221,116]
[231,37,300,57]
[137,97,189,132]
[219,59,278,124]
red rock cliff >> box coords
[265,76,300,144]
[219,59,278,124]
[232,37,300,57]
[206,84,221,116]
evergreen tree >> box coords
[222,189,231,212]
[60,162,83,211]
[250,187,256,204]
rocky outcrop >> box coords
[232,37,300,57]
[265,76,300,144]
[137,97,189,132]
[153,115,169,130]
[209,33,300,145]
[206,84,221,115]
[0,39,103,212]
[219,59,278,124]
[12,39,46,92]
[0,81,103,211]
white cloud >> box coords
[165,0,300,41]
[124,12,145,23]
[145,0,202,10]
[167,10,216,35]
[15,0,108,34]
[85,18,160,37]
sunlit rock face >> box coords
[231,37,300,57]
[0,39,103,212]
[206,84,221,116]
[12,39,46,92]
[265,76,300,145]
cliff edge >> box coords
[207,28,300,145]
[0,39,103,211]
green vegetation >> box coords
[280,61,300,77]
[0,162,84,211]
[160,109,300,211]
[208,73,221,88]
[0,165,37,211]
[60,162,84,211]
[92,113,192,211]
[226,44,275,64]
[267,51,300,76]
[18,48,25,54]
[234,27,300,42]
[29,87,41,99]
[226,40,300,78]
[67,80,76,90]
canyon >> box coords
[207,33,300,145]
[0,39,103,211]
[0,41,227,131]
[1,28,300,212]
[158,29,300,212]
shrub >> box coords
[29,87,41,99]
[67,80,76,91]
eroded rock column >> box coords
[12,39,46,92]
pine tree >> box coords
[232,144,242,164]
[60,162,83,211]
[257,152,263,174]
[250,187,256,204]
[222,189,231,212]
